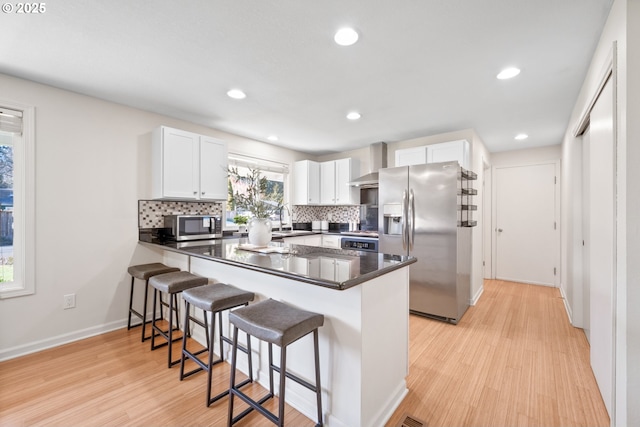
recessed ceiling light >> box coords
[515,133,528,140]
[267,135,278,142]
[334,28,359,46]
[497,67,521,80]
[227,89,246,99]
[346,111,361,120]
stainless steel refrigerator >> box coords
[378,161,476,323]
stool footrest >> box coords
[208,377,252,406]
[181,348,221,379]
[230,389,277,425]
[270,364,319,393]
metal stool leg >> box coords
[314,329,323,426]
[227,326,239,427]
[278,345,287,427]
[127,276,135,330]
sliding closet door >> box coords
[586,76,614,416]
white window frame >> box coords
[226,153,290,230]
[0,101,35,298]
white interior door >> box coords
[586,76,614,416]
[494,162,558,286]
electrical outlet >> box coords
[63,293,76,309]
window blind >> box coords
[0,107,23,135]
[228,153,289,174]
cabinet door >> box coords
[319,257,336,281]
[199,136,228,200]
[395,146,428,167]
[320,161,336,204]
[161,127,199,199]
[335,158,358,204]
[294,160,320,205]
[334,259,353,282]
[322,234,342,249]
[427,140,469,169]
[303,235,323,247]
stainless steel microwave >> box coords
[164,215,223,241]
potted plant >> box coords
[233,215,249,233]
[228,167,282,246]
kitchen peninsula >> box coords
[139,238,415,427]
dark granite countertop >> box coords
[139,238,415,290]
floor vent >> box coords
[397,413,426,427]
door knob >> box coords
[498,228,503,232]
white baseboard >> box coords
[0,319,128,362]
[559,283,573,324]
[471,285,484,306]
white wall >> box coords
[490,145,561,167]
[0,73,310,360]
[560,0,640,424]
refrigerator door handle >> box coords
[401,190,408,250]
[408,188,415,250]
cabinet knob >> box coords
[193,191,197,195]
[498,228,503,232]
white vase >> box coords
[248,217,272,246]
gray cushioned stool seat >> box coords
[229,298,324,348]
[128,263,179,280]
[126,263,180,342]
[182,283,255,313]
[149,271,208,294]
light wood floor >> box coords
[0,280,609,427]
[386,279,610,427]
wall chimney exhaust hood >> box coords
[348,142,387,188]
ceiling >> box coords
[0,0,613,155]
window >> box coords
[0,103,35,298]
[226,154,289,229]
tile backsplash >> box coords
[138,200,360,229]
[138,200,223,228]
[292,205,359,223]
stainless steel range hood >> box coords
[348,142,387,188]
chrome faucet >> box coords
[278,204,291,230]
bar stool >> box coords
[227,299,324,427]
[126,263,180,342]
[179,283,256,406]
[150,271,208,368]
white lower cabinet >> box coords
[321,234,342,249]
[281,234,323,247]
[320,257,358,282]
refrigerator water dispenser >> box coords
[383,203,403,235]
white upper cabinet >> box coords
[152,126,228,200]
[320,161,336,204]
[427,139,470,169]
[293,160,320,205]
[319,158,359,205]
[395,139,470,169]
[199,136,228,200]
[395,146,428,167]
